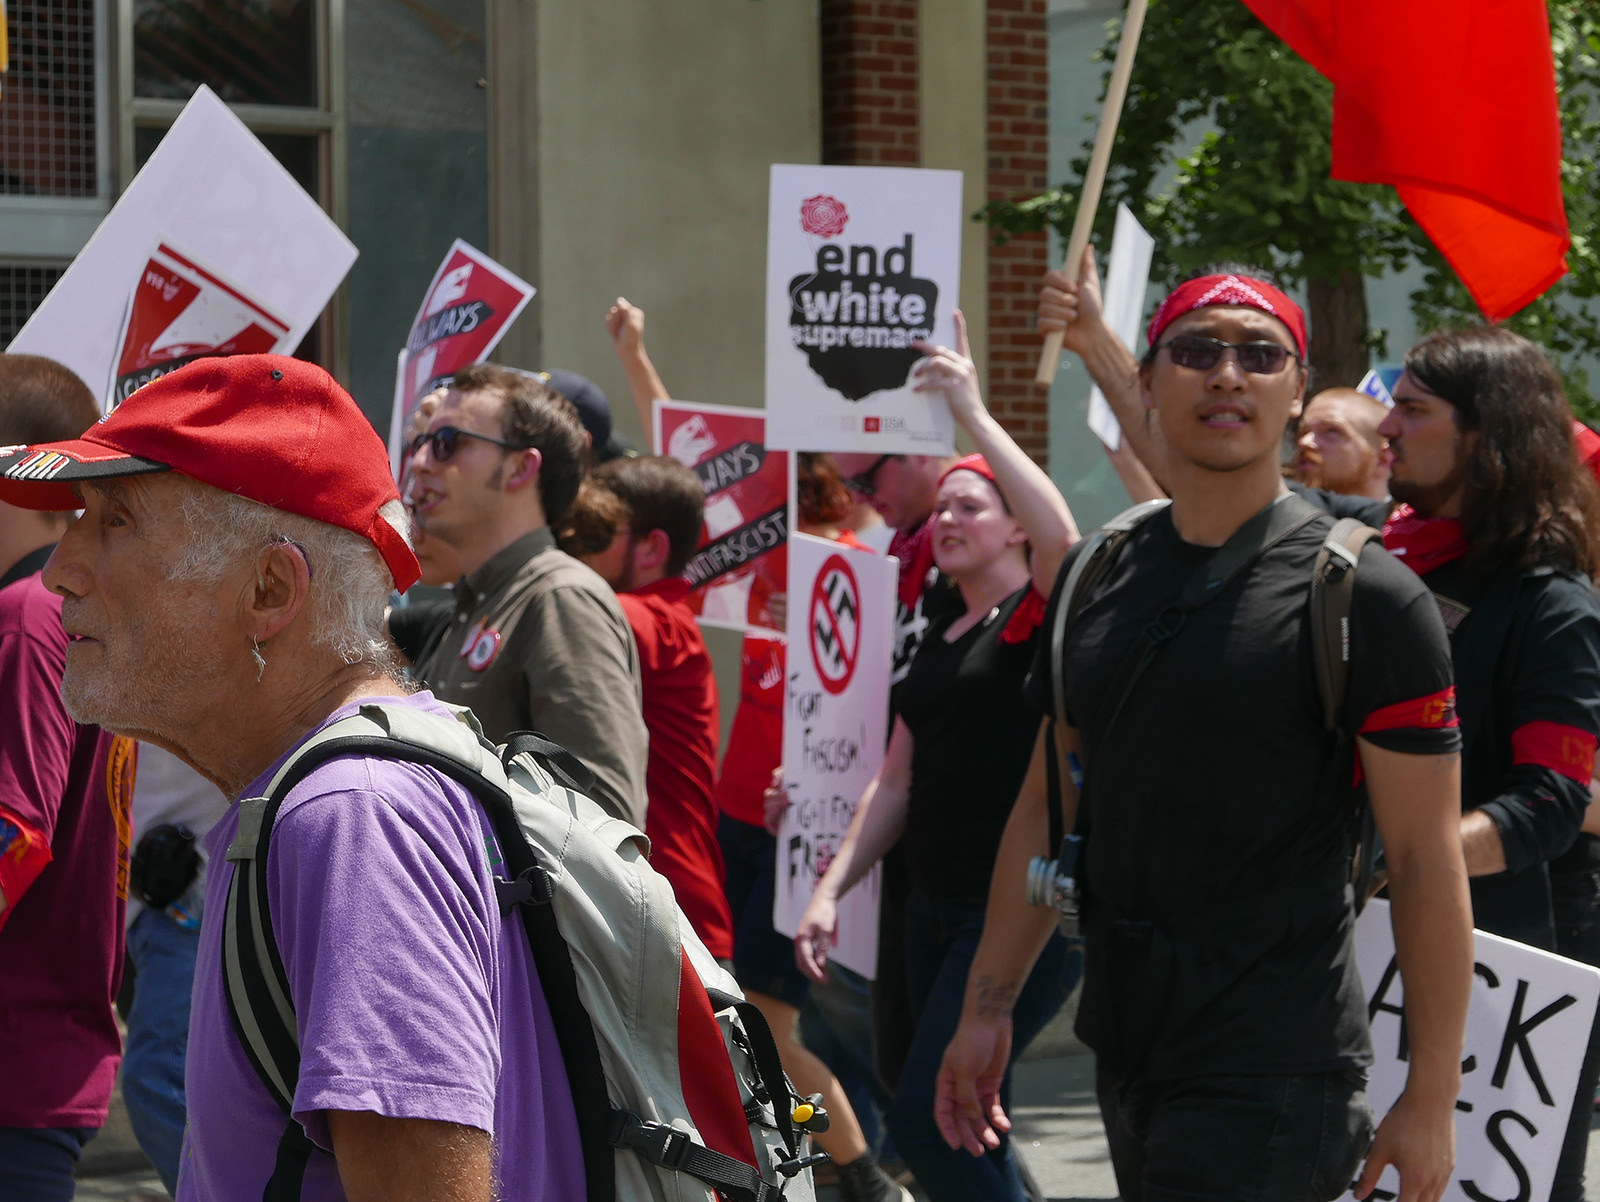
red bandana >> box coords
[1146,274,1308,357]
[1382,503,1469,576]
[999,588,1046,645]
[890,516,937,611]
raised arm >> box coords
[913,311,1081,596]
[1352,741,1472,1202]
[1038,245,1171,491]
[793,717,915,981]
[605,297,672,442]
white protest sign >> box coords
[1347,899,1600,1202]
[387,240,536,475]
[106,240,293,409]
[765,164,962,455]
[10,86,355,410]
[773,532,897,978]
[1087,203,1155,452]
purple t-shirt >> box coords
[178,691,583,1200]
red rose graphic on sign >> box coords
[800,194,849,239]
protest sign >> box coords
[10,86,355,411]
[772,533,897,978]
[1346,899,1600,1202]
[654,400,789,633]
[107,240,293,409]
[1087,204,1155,452]
[387,240,536,475]
[765,164,962,455]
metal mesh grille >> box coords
[0,264,68,348]
[0,0,99,197]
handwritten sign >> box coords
[654,400,789,634]
[1346,899,1600,1202]
[764,164,962,455]
[387,239,536,476]
[772,533,896,978]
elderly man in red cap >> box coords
[0,356,583,1202]
[935,268,1474,1202]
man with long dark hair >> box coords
[1378,327,1600,1202]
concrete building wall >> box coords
[488,0,821,450]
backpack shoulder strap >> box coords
[1309,518,1382,733]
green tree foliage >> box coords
[986,0,1600,415]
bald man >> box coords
[1290,388,1392,501]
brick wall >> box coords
[985,0,1051,464]
[819,1,920,167]
[818,0,1051,465]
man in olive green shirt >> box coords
[408,363,648,827]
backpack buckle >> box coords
[609,1110,693,1171]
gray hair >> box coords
[166,477,409,675]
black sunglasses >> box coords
[407,425,529,463]
[1160,335,1298,375]
[843,454,899,497]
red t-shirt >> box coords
[617,578,733,959]
[0,570,135,1126]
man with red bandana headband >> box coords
[937,271,1474,1202]
[1377,328,1600,1202]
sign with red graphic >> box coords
[809,554,860,695]
[108,241,293,409]
[388,239,536,477]
[8,87,355,413]
[765,163,963,454]
[654,400,790,634]
[772,533,897,978]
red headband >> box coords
[939,453,996,489]
[1146,274,1308,358]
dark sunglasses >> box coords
[1160,335,1298,375]
[843,454,899,497]
[406,425,528,463]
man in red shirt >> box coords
[567,456,735,963]
[0,354,137,1199]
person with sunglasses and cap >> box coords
[794,314,1083,1202]
[937,270,1474,1202]
[0,355,586,1201]
[406,363,648,828]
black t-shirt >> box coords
[898,585,1041,901]
[1288,480,1391,528]
[1025,503,1459,1081]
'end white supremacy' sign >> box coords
[1347,899,1600,1202]
[772,533,897,979]
[765,164,962,455]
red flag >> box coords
[1241,0,1569,321]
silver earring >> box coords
[251,636,266,682]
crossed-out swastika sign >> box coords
[810,553,861,695]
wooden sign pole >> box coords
[1034,0,1150,387]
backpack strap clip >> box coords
[609,1110,694,1171]
[494,865,554,914]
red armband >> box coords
[1511,720,1598,784]
[0,806,53,932]
[1359,687,1459,735]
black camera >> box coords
[130,823,201,911]
[1024,833,1083,937]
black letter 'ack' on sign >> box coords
[787,236,939,401]
[1490,979,1576,1106]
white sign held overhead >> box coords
[1086,204,1155,452]
[1345,899,1600,1202]
[765,164,962,455]
[772,533,897,978]
[9,86,356,411]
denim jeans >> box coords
[123,907,201,1196]
[0,1127,96,1202]
[799,962,895,1160]
[1096,1065,1374,1202]
[886,891,1080,1202]
[1551,858,1600,1202]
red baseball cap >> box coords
[0,354,420,592]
